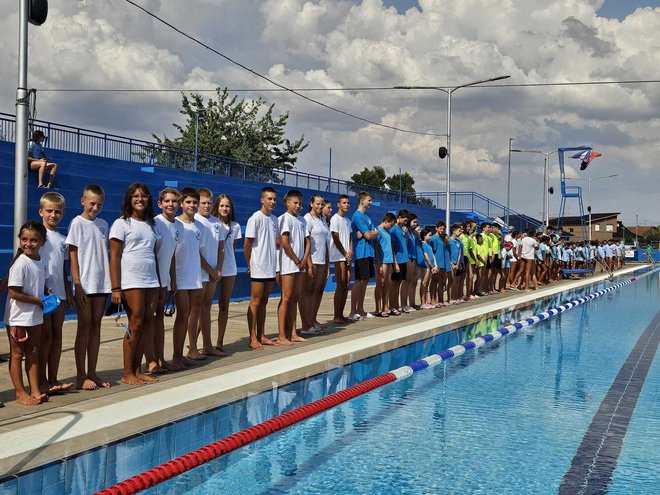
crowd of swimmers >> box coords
[1,184,630,406]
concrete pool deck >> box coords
[0,265,644,479]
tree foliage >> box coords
[349,166,435,208]
[153,89,308,173]
[350,166,387,189]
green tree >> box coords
[642,227,660,243]
[350,166,387,189]
[350,166,435,208]
[153,89,308,174]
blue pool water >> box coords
[158,270,659,495]
[2,270,657,494]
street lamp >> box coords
[506,138,514,227]
[395,75,511,226]
[510,148,558,227]
[565,174,618,241]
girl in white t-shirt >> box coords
[7,221,49,405]
[276,190,310,345]
[520,230,539,291]
[109,183,160,386]
[299,194,330,335]
[211,194,242,353]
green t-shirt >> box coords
[460,233,475,264]
[475,243,488,267]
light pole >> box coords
[566,174,618,241]
[510,148,558,227]
[635,214,639,247]
[395,75,510,226]
[506,138,514,227]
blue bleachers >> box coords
[1,140,468,322]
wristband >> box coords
[111,287,121,292]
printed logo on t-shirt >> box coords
[195,229,201,240]
[174,229,180,241]
[60,242,66,253]
[213,224,221,235]
[98,227,107,239]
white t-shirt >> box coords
[109,218,161,290]
[195,213,228,282]
[66,215,111,294]
[219,221,242,277]
[245,210,278,279]
[174,219,207,290]
[7,254,46,326]
[304,213,330,265]
[329,213,351,263]
[520,236,539,260]
[42,228,69,300]
[154,214,180,289]
[278,212,307,276]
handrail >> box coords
[0,112,541,228]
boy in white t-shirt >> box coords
[146,187,180,374]
[244,187,279,349]
[38,192,74,394]
[329,194,353,324]
[7,221,49,405]
[66,185,112,391]
[193,188,226,358]
[171,187,215,369]
[276,190,310,346]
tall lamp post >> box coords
[395,75,510,226]
[566,174,618,241]
[506,138,514,227]
[510,148,558,227]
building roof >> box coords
[626,225,656,236]
[548,212,620,224]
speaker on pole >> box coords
[29,0,48,26]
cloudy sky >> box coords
[1,0,659,226]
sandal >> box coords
[389,309,401,316]
[9,326,28,343]
[375,311,390,318]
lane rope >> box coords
[97,267,658,495]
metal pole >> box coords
[542,155,548,226]
[399,167,402,203]
[544,154,550,227]
[588,180,592,242]
[635,214,638,247]
[193,111,199,173]
[506,138,513,227]
[328,147,332,183]
[445,89,452,227]
[14,0,29,252]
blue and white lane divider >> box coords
[389,267,660,381]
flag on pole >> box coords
[571,150,602,170]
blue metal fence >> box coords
[0,112,541,229]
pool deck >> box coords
[0,265,644,478]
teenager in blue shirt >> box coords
[388,210,409,315]
[374,213,397,317]
[428,220,447,307]
[349,192,378,320]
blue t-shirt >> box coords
[28,141,46,159]
[422,242,436,269]
[351,210,375,260]
[376,226,393,264]
[448,237,463,265]
[429,234,446,271]
[389,225,409,264]
[415,238,425,266]
[501,248,513,268]
[407,231,417,260]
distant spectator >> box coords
[28,130,58,189]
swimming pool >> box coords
[133,269,659,494]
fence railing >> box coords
[0,112,541,229]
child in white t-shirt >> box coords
[66,184,112,391]
[329,194,353,323]
[276,190,310,345]
[109,182,161,386]
[38,192,74,395]
[193,188,226,359]
[147,187,181,374]
[211,194,242,354]
[244,187,279,349]
[7,221,49,405]
[171,187,213,369]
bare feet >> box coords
[213,345,228,357]
[182,356,199,367]
[261,337,279,346]
[169,359,185,371]
[146,363,168,375]
[314,321,327,329]
[249,339,264,350]
[89,374,111,389]
[186,347,207,360]
[121,374,144,386]
[136,372,158,383]
[78,377,99,390]
[291,335,307,343]
[332,318,345,324]
[276,338,294,346]
[201,347,226,357]
[16,391,42,405]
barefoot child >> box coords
[244,187,279,349]
[148,187,181,373]
[109,183,161,386]
[171,187,213,369]
[6,221,49,405]
[211,194,241,354]
[66,184,112,390]
[374,213,396,317]
[329,195,352,324]
[276,190,310,345]
[193,188,226,358]
[38,192,74,394]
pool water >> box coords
[166,271,660,495]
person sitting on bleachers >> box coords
[28,130,58,189]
